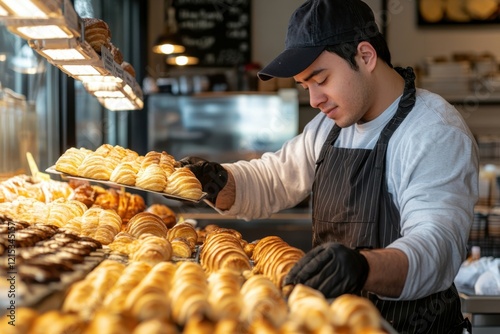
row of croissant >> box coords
[1,260,384,334]
[54,144,203,200]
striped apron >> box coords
[312,67,469,334]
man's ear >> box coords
[357,41,377,71]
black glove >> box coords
[283,242,369,298]
[178,156,228,203]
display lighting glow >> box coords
[101,97,137,111]
[1,0,48,18]
[41,48,86,60]
[78,75,123,83]
[166,55,199,66]
[0,5,9,16]
[152,43,185,55]
[61,64,101,75]
[14,25,72,39]
[93,90,125,98]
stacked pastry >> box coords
[207,268,244,322]
[130,234,173,266]
[63,260,127,320]
[283,284,332,333]
[81,17,137,79]
[251,236,305,288]
[0,175,73,204]
[0,196,87,226]
[170,261,211,326]
[55,145,203,200]
[146,203,177,228]
[199,228,252,274]
[125,261,177,322]
[240,274,288,331]
[62,206,122,245]
[167,222,198,258]
[101,261,153,314]
[125,212,168,238]
[329,294,383,332]
[92,188,146,224]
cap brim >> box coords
[257,46,325,81]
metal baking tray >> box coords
[46,166,207,203]
[460,293,500,314]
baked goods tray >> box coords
[45,166,207,203]
[460,293,500,313]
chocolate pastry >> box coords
[60,245,92,256]
[18,264,60,284]
[19,247,54,260]
[55,250,85,264]
[27,255,74,272]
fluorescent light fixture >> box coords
[166,55,199,66]
[1,0,49,18]
[83,81,119,92]
[93,90,125,98]
[79,75,123,83]
[60,64,101,75]
[12,25,73,39]
[100,97,137,111]
[41,48,86,60]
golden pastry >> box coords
[164,167,203,200]
[125,212,169,238]
[136,164,167,191]
[54,147,91,175]
[167,222,197,249]
[28,310,86,334]
[146,203,177,228]
[110,161,140,186]
[330,294,382,330]
[170,238,192,258]
[77,153,116,180]
[130,234,173,265]
[82,17,111,54]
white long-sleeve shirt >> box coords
[222,88,479,300]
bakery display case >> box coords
[0,171,396,333]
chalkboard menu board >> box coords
[170,0,251,67]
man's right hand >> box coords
[179,157,228,203]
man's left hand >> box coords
[283,242,370,298]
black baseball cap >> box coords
[258,0,381,81]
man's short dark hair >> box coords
[325,34,392,70]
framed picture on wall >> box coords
[417,0,500,25]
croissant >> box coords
[170,238,193,258]
[159,151,176,176]
[207,269,244,321]
[54,147,91,175]
[28,310,86,334]
[108,232,139,255]
[81,207,122,245]
[77,153,116,180]
[0,307,38,334]
[131,319,180,334]
[287,284,331,332]
[102,261,152,313]
[164,167,203,200]
[146,204,177,228]
[136,164,167,191]
[125,212,169,238]
[125,262,177,322]
[240,274,288,329]
[130,234,173,265]
[200,232,251,274]
[110,161,140,185]
[330,294,381,330]
[167,222,197,250]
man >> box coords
[182,0,478,332]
